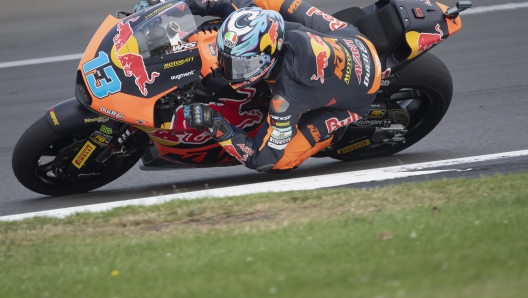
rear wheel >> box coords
[330,53,453,161]
[12,116,149,196]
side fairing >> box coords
[77,1,201,127]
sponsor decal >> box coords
[307,125,321,142]
[84,116,109,123]
[111,16,158,96]
[113,17,139,53]
[306,7,347,31]
[150,91,262,145]
[202,0,218,3]
[89,131,112,147]
[406,24,443,59]
[417,24,443,52]
[171,70,196,80]
[380,80,390,86]
[270,115,291,121]
[145,3,174,20]
[270,94,289,113]
[237,144,254,157]
[230,80,251,89]
[100,107,124,119]
[425,0,432,6]
[117,53,160,96]
[307,32,328,84]
[171,42,198,53]
[337,139,371,154]
[367,109,386,119]
[72,141,96,169]
[277,38,283,51]
[224,31,238,48]
[269,137,291,145]
[353,119,386,126]
[271,127,292,140]
[325,111,362,133]
[354,39,371,87]
[164,57,194,69]
[308,33,348,84]
[343,39,363,84]
[208,43,217,56]
[100,125,113,135]
[274,121,290,127]
[247,58,276,82]
[49,108,59,126]
[268,20,280,48]
[288,0,302,14]
[268,142,287,150]
[343,42,353,85]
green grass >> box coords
[1,174,528,297]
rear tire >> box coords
[330,52,453,161]
[12,116,148,196]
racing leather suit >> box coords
[186,0,382,171]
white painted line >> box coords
[2,149,528,222]
[461,2,528,15]
[0,3,526,69]
[0,53,83,69]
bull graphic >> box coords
[117,53,160,96]
[307,32,328,84]
[268,20,279,47]
[417,24,444,53]
[113,17,139,53]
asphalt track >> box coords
[1,0,527,216]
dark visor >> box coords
[220,52,271,82]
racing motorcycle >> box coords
[12,0,472,195]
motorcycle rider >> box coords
[135,0,382,172]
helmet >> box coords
[216,7,285,89]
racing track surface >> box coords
[1,0,527,216]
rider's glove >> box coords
[184,104,233,142]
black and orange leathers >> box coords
[185,0,381,171]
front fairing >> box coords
[76,0,201,127]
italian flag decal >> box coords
[224,31,238,48]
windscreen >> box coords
[133,2,197,59]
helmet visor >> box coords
[219,52,271,82]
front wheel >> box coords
[12,116,149,196]
[329,52,453,161]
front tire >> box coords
[12,116,148,196]
[330,52,453,161]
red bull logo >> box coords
[418,24,443,52]
[406,24,444,59]
[147,87,263,145]
[113,17,139,53]
[111,17,159,96]
[268,20,279,47]
[307,32,329,84]
[117,53,160,96]
[325,111,362,133]
[306,7,347,31]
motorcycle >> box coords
[12,0,472,195]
